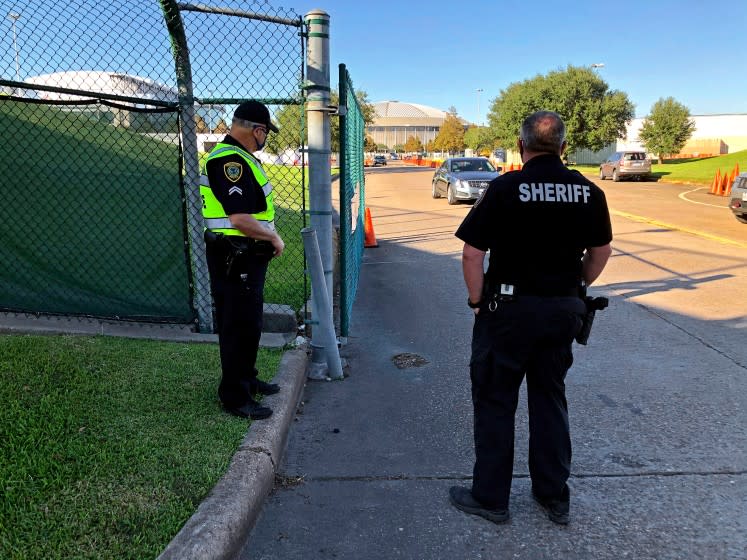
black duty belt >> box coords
[490,283,580,298]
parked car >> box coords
[729,172,747,224]
[373,155,387,166]
[389,152,399,160]
[599,151,651,181]
[431,157,500,205]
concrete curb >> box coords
[158,347,308,560]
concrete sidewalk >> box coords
[232,213,745,557]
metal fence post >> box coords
[305,10,334,378]
[160,0,213,333]
[302,228,343,379]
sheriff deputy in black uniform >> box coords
[200,101,285,420]
[448,111,612,525]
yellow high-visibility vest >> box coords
[200,143,275,236]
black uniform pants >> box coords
[206,237,270,408]
[469,296,585,510]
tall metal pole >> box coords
[305,10,338,379]
[160,0,213,333]
[476,88,483,126]
[7,12,20,87]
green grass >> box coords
[571,149,746,185]
[0,333,282,560]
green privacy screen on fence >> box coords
[0,87,191,321]
[338,64,366,337]
[0,0,307,327]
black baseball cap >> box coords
[234,100,279,133]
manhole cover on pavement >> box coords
[392,353,428,369]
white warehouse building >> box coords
[572,113,747,164]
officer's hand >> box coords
[271,235,285,258]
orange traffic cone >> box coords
[726,167,737,196]
[710,169,721,194]
[720,172,730,196]
[508,163,514,172]
[364,207,379,248]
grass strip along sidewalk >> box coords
[0,334,282,559]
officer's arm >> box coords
[462,243,486,306]
[228,213,285,257]
[582,243,612,285]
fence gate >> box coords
[338,64,366,337]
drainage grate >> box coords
[392,353,429,369]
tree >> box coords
[264,88,376,155]
[331,89,375,153]
[404,135,423,153]
[464,126,495,155]
[214,118,229,134]
[195,114,209,133]
[638,97,696,163]
[264,103,304,155]
[364,135,378,152]
[487,65,634,153]
[433,109,466,155]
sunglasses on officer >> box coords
[247,121,269,135]
[232,117,270,134]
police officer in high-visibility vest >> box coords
[201,100,285,420]
[449,111,612,525]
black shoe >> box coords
[532,490,570,525]
[223,400,273,420]
[254,380,280,396]
[449,486,509,524]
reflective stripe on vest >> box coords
[200,143,275,236]
[204,217,276,232]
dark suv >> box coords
[599,151,651,181]
[373,155,387,166]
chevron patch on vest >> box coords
[224,162,243,182]
[228,186,243,196]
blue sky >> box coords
[2,0,745,123]
[289,0,747,122]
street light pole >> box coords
[7,12,21,86]
[6,12,21,96]
[476,88,483,126]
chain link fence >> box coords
[338,64,366,337]
[0,0,308,331]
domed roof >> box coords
[372,100,449,119]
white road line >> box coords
[678,187,728,208]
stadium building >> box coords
[366,100,467,150]
[23,71,223,134]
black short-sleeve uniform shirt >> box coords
[455,154,612,292]
[205,135,267,216]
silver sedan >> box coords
[431,157,501,205]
